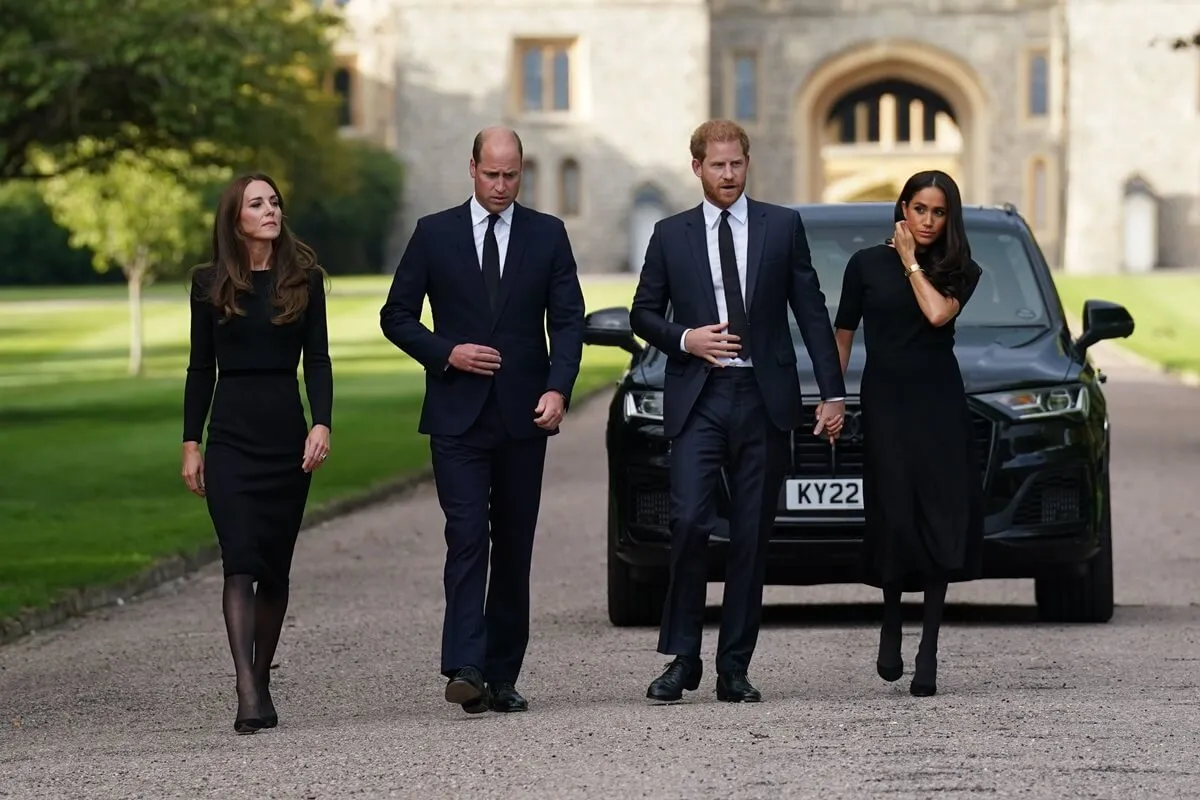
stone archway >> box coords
[794,40,991,205]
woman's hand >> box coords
[302,424,331,473]
[181,443,205,497]
[889,221,918,267]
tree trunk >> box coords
[125,257,148,377]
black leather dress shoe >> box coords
[445,666,488,711]
[715,671,762,702]
[488,682,528,712]
[646,657,702,701]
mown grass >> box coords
[0,274,640,619]
[1052,271,1200,374]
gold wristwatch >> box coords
[904,263,923,278]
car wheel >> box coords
[1034,479,1115,624]
[607,498,668,627]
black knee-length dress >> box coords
[833,244,984,590]
[183,267,333,586]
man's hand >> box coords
[813,399,845,441]
[533,390,566,430]
[684,323,740,365]
[448,343,501,375]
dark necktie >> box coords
[482,213,501,311]
[718,209,748,339]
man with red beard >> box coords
[630,119,846,703]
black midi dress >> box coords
[183,267,333,586]
[833,244,984,590]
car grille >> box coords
[630,485,671,528]
[1012,467,1088,526]
[791,403,993,480]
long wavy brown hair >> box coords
[191,173,324,325]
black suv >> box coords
[584,202,1134,627]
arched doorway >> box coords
[794,40,990,206]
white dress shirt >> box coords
[679,193,752,367]
[469,195,513,274]
[678,193,844,402]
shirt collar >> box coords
[702,191,749,228]
[470,195,515,227]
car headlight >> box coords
[977,384,1089,420]
[623,389,664,421]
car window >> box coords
[798,222,1049,327]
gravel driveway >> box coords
[2,344,1198,800]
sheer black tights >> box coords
[877,580,948,688]
[223,574,289,723]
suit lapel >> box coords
[685,205,720,322]
[745,198,767,316]
[490,202,527,331]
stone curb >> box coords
[0,383,617,647]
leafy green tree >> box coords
[0,0,343,181]
[40,144,229,376]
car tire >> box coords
[607,499,668,627]
[1034,479,1115,624]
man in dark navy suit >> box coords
[630,119,846,703]
[380,127,585,714]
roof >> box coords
[785,201,1028,228]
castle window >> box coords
[516,39,575,112]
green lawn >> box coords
[1052,271,1200,374]
[0,274,639,620]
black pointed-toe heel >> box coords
[234,717,265,734]
[260,682,278,728]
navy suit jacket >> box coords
[629,198,846,439]
[380,200,585,439]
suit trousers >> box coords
[430,386,548,683]
[658,368,790,673]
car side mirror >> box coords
[1074,299,1135,353]
[583,306,642,356]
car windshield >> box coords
[799,222,1050,328]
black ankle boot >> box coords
[877,623,903,683]
[910,643,937,697]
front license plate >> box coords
[784,478,864,511]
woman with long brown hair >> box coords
[181,173,333,733]
[833,170,984,698]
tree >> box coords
[39,144,228,376]
[0,0,344,182]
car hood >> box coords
[631,325,1081,396]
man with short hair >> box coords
[381,126,585,714]
[630,119,846,703]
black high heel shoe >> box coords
[234,686,266,734]
[910,645,937,697]
[876,624,904,683]
[259,677,278,729]
[234,716,265,734]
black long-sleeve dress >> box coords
[834,244,984,590]
[183,267,333,586]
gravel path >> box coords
[2,344,1198,800]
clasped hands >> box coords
[813,400,845,442]
[683,326,844,440]
[448,343,565,430]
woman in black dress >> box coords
[833,170,983,698]
[180,173,333,733]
